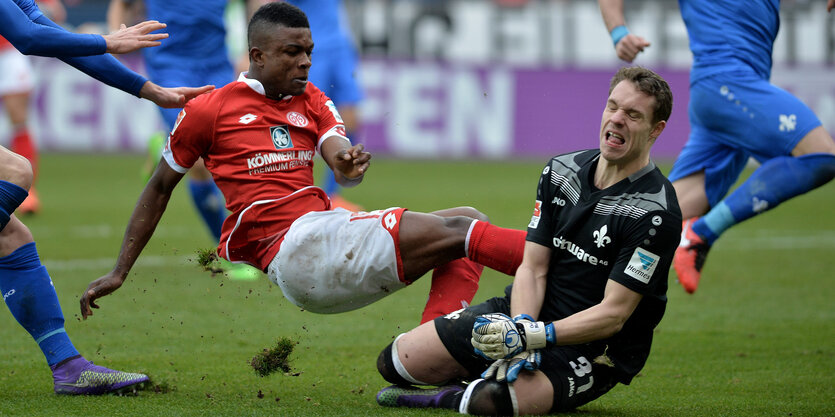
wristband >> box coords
[610,25,629,46]
[544,322,556,345]
[513,314,535,323]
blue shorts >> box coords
[147,60,235,129]
[308,40,363,107]
[668,71,821,206]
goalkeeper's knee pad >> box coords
[460,378,518,416]
[377,334,430,386]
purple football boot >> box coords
[51,356,149,395]
[376,384,464,408]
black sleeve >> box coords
[609,209,681,295]
[526,160,557,247]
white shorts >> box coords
[0,48,33,95]
[267,207,408,313]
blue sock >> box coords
[188,178,225,242]
[324,170,340,196]
[696,153,835,244]
[0,180,29,232]
[0,242,79,366]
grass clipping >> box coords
[196,248,224,276]
[251,337,297,377]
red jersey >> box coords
[0,36,12,51]
[162,73,348,270]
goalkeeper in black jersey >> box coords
[374,66,682,415]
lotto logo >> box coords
[2,289,15,301]
[384,212,398,230]
[239,113,258,124]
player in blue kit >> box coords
[285,0,364,211]
[599,0,835,293]
[109,0,262,279]
[0,0,212,394]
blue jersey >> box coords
[288,0,363,106]
[1,0,106,57]
[140,0,230,68]
[680,0,779,83]
[1,0,146,95]
[288,0,352,48]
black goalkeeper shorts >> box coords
[433,296,618,412]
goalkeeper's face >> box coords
[251,25,313,99]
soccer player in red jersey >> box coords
[80,2,526,324]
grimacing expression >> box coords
[598,80,663,166]
[255,25,313,98]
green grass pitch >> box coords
[0,154,833,416]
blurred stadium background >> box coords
[2,0,833,158]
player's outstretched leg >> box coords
[400,208,525,323]
[1,161,149,395]
[675,152,835,293]
[0,240,149,395]
[52,356,149,395]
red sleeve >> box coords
[310,86,348,151]
[162,92,217,173]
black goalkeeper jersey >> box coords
[525,149,681,384]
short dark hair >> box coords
[247,2,310,48]
[609,66,673,124]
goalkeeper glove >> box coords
[481,350,541,383]
[472,313,556,360]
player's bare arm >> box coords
[321,136,371,187]
[102,21,168,55]
[509,241,551,319]
[549,279,643,345]
[80,160,185,319]
[598,0,650,62]
[828,0,834,13]
[139,82,214,108]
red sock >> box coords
[420,258,483,324]
[467,220,526,276]
[11,128,38,179]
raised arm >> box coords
[80,160,185,319]
[28,13,214,104]
[598,0,650,62]
[0,0,166,56]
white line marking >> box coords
[42,255,195,271]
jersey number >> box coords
[569,356,594,396]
